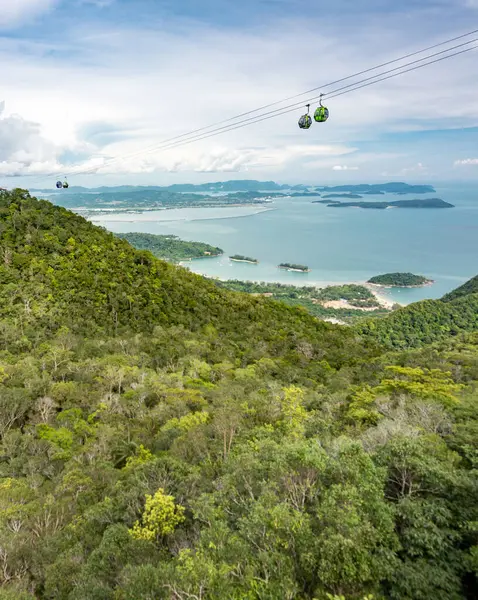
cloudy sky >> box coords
[0,0,477,187]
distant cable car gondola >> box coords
[56,181,63,189]
[62,180,69,189]
[298,104,312,130]
[314,94,329,123]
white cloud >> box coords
[0,10,477,184]
[332,165,359,171]
[454,158,478,165]
[399,162,427,174]
[0,0,59,28]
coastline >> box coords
[367,280,434,290]
[177,253,223,263]
[230,258,259,264]
[278,267,311,273]
[201,274,399,311]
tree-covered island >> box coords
[279,262,310,272]
[368,272,434,287]
[229,254,259,264]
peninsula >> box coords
[279,262,310,272]
[368,272,434,287]
[229,254,259,264]
[115,232,223,263]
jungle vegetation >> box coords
[0,188,477,600]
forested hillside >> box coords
[0,189,477,600]
[442,275,478,302]
[357,293,478,348]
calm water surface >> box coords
[90,184,478,305]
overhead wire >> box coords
[110,38,478,158]
[24,30,478,186]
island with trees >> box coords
[229,254,259,264]
[322,193,363,199]
[315,182,436,194]
[115,232,223,263]
[368,272,434,287]
[278,262,310,272]
[315,198,454,210]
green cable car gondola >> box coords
[314,94,329,123]
[298,104,312,130]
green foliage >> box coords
[0,188,477,599]
[279,262,310,271]
[216,279,387,324]
[229,254,258,263]
[129,488,186,541]
[442,274,478,302]
[116,232,223,263]
[357,293,478,349]
[368,272,431,287]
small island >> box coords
[367,272,434,287]
[229,254,259,264]
[278,263,310,272]
[315,198,454,210]
[322,193,363,199]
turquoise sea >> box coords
[90,183,477,306]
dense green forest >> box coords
[115,232,223,263]
[368,273,432,287]
[0,189,477,600]
[216,281,387,323]
[442,275,478,302]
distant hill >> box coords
[0,188,367,367]
[442,275,478,302]
[357,278,478,348]
[316,182,436,194]
[31,180,436,195]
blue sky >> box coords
[0,0,477,186]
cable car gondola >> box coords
[56,181,63,189]
[298,104,312,130]
[314,94,329,123]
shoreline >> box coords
[230,258,259,264]
[89,206,275,224]
[200,274,399,310]
[278,267,311,273]
[177,253,223,263]
[367,280,434,290]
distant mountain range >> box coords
[32,180,436,195]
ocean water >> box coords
[90,183,478,305]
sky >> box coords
[0,0,477,187]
